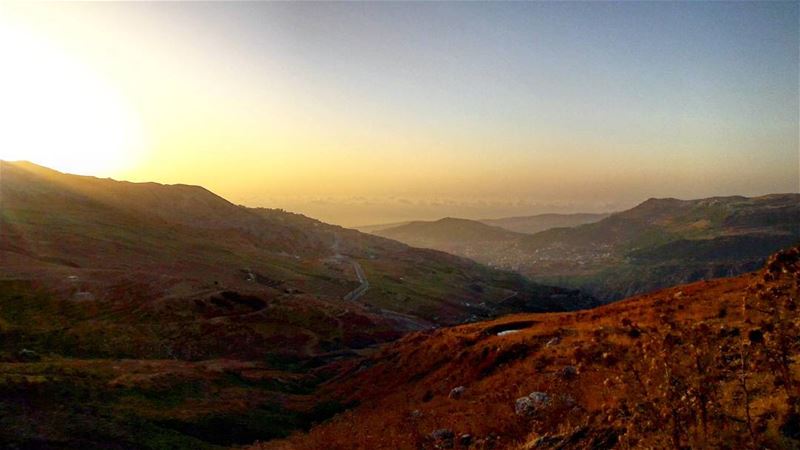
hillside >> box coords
[374,218,526,262]
[480,213,609,234]
[0,161,594,448]
[519,195,800,300]
[370,195,800,301]
[1,160,595,322]
[254,246,800,450]
[357,213,607,236]
[354,221,411,234]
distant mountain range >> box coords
[372,217,527,264]
[480,212,609,234]
[373,194,800,301]
[355,212,608,235]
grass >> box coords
[0,280,361,448]
[255,247,800,449]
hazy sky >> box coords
[1,1,797,226]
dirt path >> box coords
[343,260,369,301]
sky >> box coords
[0,1,797,226]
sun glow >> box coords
[0,15,143,176]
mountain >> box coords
[480,212,609,234]
[373,218,526,262]
[254,246,800,450]
[370,194,800,302]
[0,161,594,448]
[356,212,608,237]
[354,221,411,234]
[518,195,800,300]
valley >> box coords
[0,162,796,449]
[373,195,800,301]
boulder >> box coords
[430,428,455,447]
[515,391,550,416]
[449,386,465,399]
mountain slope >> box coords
[354,221,412,234]
[518,195,800,300]
[373,218,526,263]
[1,160,594,323]
[480,212,609,234]
[0,161,594,448]
[369,194,800,301]
[255,246,800,450]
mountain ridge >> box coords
[480,212,609,234]
[369,192,800,301]
[0,160,598,447]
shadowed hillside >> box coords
[0,161,594,448]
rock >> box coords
[18,348,40,362]
[497,329,521,336]
[449,386,465,399]
[529,391,549,404]
[545,337,560,347]
[561,365,578,379]
[515,391,550,416]
[515,397,533,415]
[430,428,456,441]
[459,434,473,446]
[766,247,800,275]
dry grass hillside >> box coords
[255,246,800,450]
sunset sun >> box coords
[0,16,142,176]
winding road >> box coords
[331,232,370,301]
[343,260,369,301]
